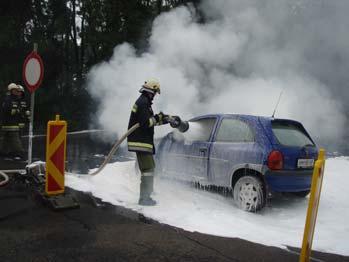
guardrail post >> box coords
[300,149,326,262]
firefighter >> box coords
[17,85,30,135]
[127,78,169,206]
[0,83,25,160]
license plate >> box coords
[297,159,314,168]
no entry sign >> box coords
[23,51,44,93]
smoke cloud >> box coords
[87,0,348,148]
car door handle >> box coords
[199,147,207,156]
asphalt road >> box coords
[1,171,349,262]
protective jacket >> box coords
[127,93,157,154]
[0,93,21,131]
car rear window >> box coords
[271,121,314,147]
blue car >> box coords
[156,114,318,211]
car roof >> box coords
[190,113,301,124]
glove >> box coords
[11,108,20,115]
[154,112,169,125]
[161,113,170,125]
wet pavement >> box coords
[1,173,349,262]
[1,132,349,261]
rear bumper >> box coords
[264,169,313,192]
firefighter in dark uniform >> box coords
[127,78,169,206]
[0,83,25,159]
[17,85,30,135]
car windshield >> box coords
[271,121,314,147]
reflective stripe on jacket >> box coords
[127,142,154,153]
[1,125,20,131]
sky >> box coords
[86,0,349,150]
[66,156,349,256]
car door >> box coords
[209,117,258,186]
[167,117,217,183]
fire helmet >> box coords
[17,85,25,93]
[8,83,19,91]
[139,78,161,95]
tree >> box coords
[0,0,201,132]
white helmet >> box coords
[17,85,25,93]
[139,78,161,94]
[8,83,18,91]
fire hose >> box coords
[89,123,140,176]
[89,116,189,176]
[0,170,10,186]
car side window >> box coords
[215,118,254,143]
[184,118,216,142]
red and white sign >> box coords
[22,51,44,93]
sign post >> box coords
[22,43,44,164]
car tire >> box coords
[233,175,265,212]
[292,190,310,197]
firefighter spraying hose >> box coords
[88,78,190,206]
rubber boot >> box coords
[139,176,147,203]
[138,174,156,206]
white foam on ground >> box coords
[66,157,349,255]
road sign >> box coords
[22,51,44,93]
[45,115,67,195]
[300,149,326,262]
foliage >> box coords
[0,0,197,132]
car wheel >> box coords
[233,175,265,212]
[292,190,310,197]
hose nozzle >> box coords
[168,116,189,133]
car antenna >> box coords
[272,90,283,118]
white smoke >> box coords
[87,0,347,145]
